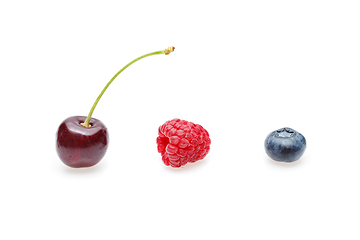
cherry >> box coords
[56,116,108,168]
[56,47,175,168]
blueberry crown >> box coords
[275,128,295,138]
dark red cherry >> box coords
[55,47,174,168]
[56,116,109,168]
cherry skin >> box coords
[56,116,109,168]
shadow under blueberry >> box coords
[265,155,306,168]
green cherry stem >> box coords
[81,46,175,128]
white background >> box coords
[1,0,359,239]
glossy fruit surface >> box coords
[264,127,306,163]
[157,119,211,168]
[56,116,109,168]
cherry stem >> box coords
[81,47,175,128]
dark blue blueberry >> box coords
[264,127,306,163]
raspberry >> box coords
[156,119,211,168]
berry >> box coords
[264,127,306,162]
[156,119,211,168]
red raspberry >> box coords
[156,119,211,168]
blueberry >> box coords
[264,127,306,162]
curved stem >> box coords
[82,47,175,128]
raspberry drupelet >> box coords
[156,119,211,168]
